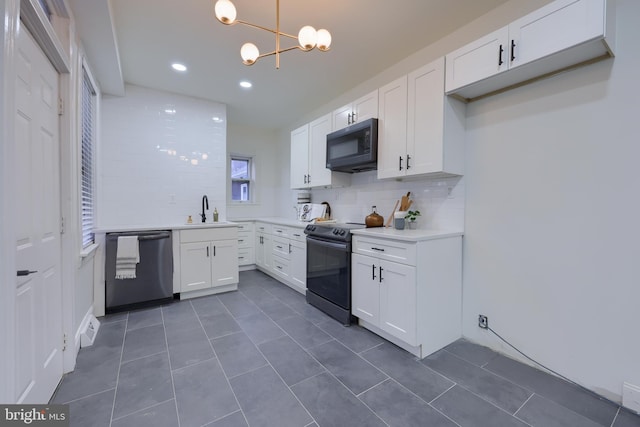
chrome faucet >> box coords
[201,195,209,223]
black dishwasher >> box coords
[105,230,174,313]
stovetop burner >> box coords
[304,222,366,242]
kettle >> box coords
[365,206,384,228]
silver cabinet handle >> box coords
[17,270,37,277]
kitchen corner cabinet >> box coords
[255,222,307,294]
[331,90,378,130]
[177,227,239,299]
[290,114,350,189]
[377,57,465,180]
[351,234,462,358]
[446,0,615,100]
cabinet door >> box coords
[211,239,238,288]
[407,58,445,176]
[509,0,606,70]
[262,233,273,270]
[353,90,379,124]
[180,242,212,292]
[290,124,310,189]
[377,75,408,180]
[379,260,417,345]
[445,26,509,93]
[308,114,332,187]
[289,240,306,293]
[351,253,380,325]
[332,103,353,131]
[255,232,265,268]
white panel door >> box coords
[308,114,332,187]
[407,58,445,176]
[445,26,509,93]
[379,260,417,345]
[289,240,306,293]
[509,0,605,69]
[14,24,63,403]
[351,253,380,324]
[290,124,309,189]
[211,239,239,287]
[180,242,212,292]
[377,75,408,179]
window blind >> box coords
[81,67,96,248]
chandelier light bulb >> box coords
[215,0,237,24]
[316,29,332,51]
[298,25,317,50]
[240,43,260,65]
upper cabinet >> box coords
[378,57,466,180]
[446,0,615,100]
[332,90,379,131]
[290,114,350,189]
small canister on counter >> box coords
[394,211,406,230]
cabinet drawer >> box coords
[255,222,272,234]
[272,225,291,238]
[272,255,290,279]
[272,236,291,259]
[237,231,253,248]
[290,228,306,243]
[238,247,254,266]
[180,227,238,243]
[353,236,416,265]
[235,222,254,232]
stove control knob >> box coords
[332,229,338,235]
[340,230,346,236]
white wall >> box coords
[99,84,227,227]
[271,0,637,404]
[462,0,640,402]
[226,123,280,219]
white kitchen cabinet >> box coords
[378,58,465,180]
[236,221,255,268]
[290,114,350,189]
[255,222,272,271]
[289,238,306,293]
[332,90,379,130]
[351,233,462,358]
[446,0,615,100]
[255,222,307,294]
[177,227,239,298]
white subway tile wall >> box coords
[100,84,227,227]
[308,171,464,230]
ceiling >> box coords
[71,0,511,130]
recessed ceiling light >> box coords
[239,80,252,89]
[171,63,187,72]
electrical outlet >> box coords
[478,315,488,329]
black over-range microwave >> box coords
[326,118,378,173]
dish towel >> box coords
[115,236,140,279]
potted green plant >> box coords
[405,210,421,229]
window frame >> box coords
[80,60,97,250]
[229,154,255,204]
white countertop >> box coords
[351,227,463,242]
[231,217,311,229]
[94,221,239,234]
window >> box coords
[81,65,96,248]
[230,156,253,202]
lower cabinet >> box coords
[236,221,255,268]
[177,227,239,298]
[351,234,462,358]
[255,222,307,294]
[352,253,417,345]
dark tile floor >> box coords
[52,270,640,427]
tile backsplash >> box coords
[295,171,464,230]
[99,84,227,228]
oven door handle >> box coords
[306,237,349,251]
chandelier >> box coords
[214,0,332,69]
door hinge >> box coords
[62,333,67,351]
[58,98,64,115]
[60,217,65,234]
